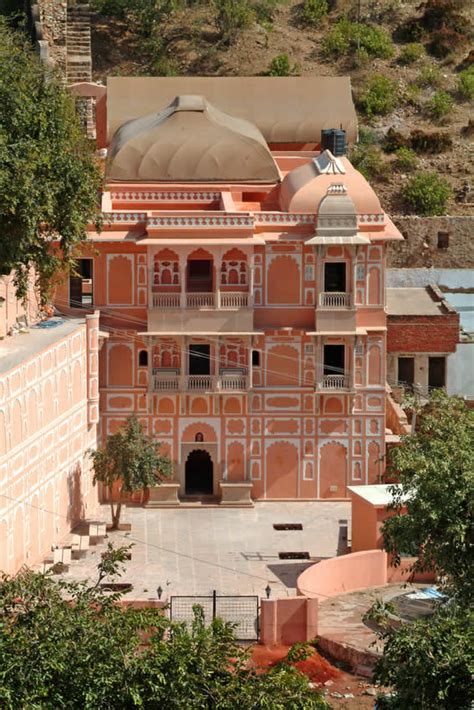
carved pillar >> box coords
[249,254,255,307]
[180,258,186,309]
[215,252,222,309]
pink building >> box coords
[0,273,100,574]
[53,76,403,506]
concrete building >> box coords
[51,76,404,505]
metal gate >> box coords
[170,591,259,641]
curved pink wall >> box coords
[297,550,388,599]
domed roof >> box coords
[107,95,280,183]
[279,150,382,214]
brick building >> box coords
[387,284,460,394]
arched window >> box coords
[138,350,148,367]
[195,432,204,442]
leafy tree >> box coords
[402,170,452,215]
[0,547,329,708]
[373,604,474,710]
[383,391,474,605]
[89,415,172,529]
[0,20,102,302]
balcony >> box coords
[319,292,351,308]
[151,371,249,392]
[151,292,250,309]
[317,374,351,391]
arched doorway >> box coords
[185,449,213,495]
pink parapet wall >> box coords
[260,597,318,646]
[297,550,388,600]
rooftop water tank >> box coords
[321,128,347,156]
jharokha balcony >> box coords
[152,292,250,309]
[152,371,249,393]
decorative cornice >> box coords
[148,213,254,228]
[110,190,221,202]
[104,212,148,224]
[358,214,385,224]
[313,151,346,175]
[255,213,316,225]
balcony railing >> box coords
[319,292,351,308]
[151,373,249,392]
[151,292,249,309]
[318,374,350,390]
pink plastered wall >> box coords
[260,597,318,646]
[0,272,40,339]
[0,314,100,575]
[297,550,388,599]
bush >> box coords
[213,0,254,43]
[267,53,300,76]
[350,144,388,181]
[426,89,454,122]
[357,24,394,59]
[300,0,328,26]
[323,16,351,54]
[384,128,409,153]
[402,171,452,215]
[458,66,474,100]
[358,74,397,118]
[394,146,418,171]
[323,18,394,59]
[409,129,452,153]
[416,64,443,88]
[399,42,426,64]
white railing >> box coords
[187,375,213,391]
[218,374,248,391]
[319,374,349,390]
[152,374,180,391]
[319,292,351,308]
[186,293,215,308]
[152,293,181,309]
[219,292,249,308]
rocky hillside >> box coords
[90,0,473,216]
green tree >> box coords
[0,548,329,708]
[383,391,474,604]
[88,415,172,529]
[373,604,474,709]
[0,20,102,302]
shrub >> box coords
[394,146,418,171]
[300,0,328,26]
[358,74,397,118]
[323,18,394,59]
[399,42,426,65]
[404,83,422,107]
[384,128,409,153]
[323,16,352,55]
[350,144,388,181]
[409,129,452,153]
[416,64,443,88]
[267,53,300,76]
[458,66,474,100]
[402,171,452,215]
[357,23,394,59]
[426,89,454,122]
[213,0,254,43]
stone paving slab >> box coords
[59,501,350,600]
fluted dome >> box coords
[107,95,280,183]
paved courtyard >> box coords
[61,501,351,600]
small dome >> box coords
[279,152,382,214]
[107,95,280,183]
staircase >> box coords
[66,2,92,84]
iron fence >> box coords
[170,591,259,641]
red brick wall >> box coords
[387,314,459,353]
